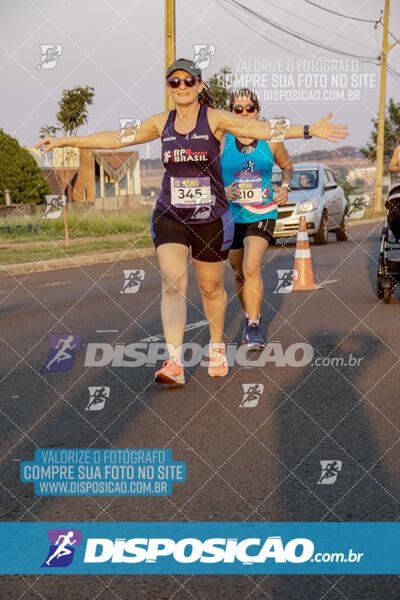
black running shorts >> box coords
[150,209,234,262]
[230,218,276,250]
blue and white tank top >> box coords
[220,133,277,223]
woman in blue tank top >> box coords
[220,88,294,349]
[37,60,348,385]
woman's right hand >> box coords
[35,137,66,153]
[225,182,240,202]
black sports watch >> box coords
[304,125,312,139]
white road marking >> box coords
[96,329,119,333]
[141,320,208,342]
[41,281,71,287]
[320,279,340,285]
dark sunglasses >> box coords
[231,104,259,114]
[167,76,198,89]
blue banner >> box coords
[0,522,399,574]
[20,449,186,496]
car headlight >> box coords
[297,200,317,213]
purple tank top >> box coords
[156,105,229,223]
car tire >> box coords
[269,237,277,246]
[313,211,328,245]
[336,212,348,241]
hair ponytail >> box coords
[198,83,216,108]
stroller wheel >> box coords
[376,276,384,300]
[384,287,392,304]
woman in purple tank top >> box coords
[37,58,348,385]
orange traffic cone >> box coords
[292,216,319,291]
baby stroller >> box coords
[377,182,400,303]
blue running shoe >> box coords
[242,317,265,349]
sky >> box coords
[1,0,400,159]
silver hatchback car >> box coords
[271,163,348,245]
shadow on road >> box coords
[269,329,399,598]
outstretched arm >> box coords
[389,145,400,174]
[36,113,167,153]
[210,110,348,143]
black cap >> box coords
[166,58,202,80]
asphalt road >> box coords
[1,221,399,599]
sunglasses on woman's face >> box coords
[167,76,198,89]
[232,104,259,114]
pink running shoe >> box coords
[155,359,185,385]
[208,345,228,377]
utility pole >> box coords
[165,0,176,112]
[375,0,390,213]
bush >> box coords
[0,129,51,205]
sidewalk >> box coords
[0,218,384,278]
[0,246,156,277]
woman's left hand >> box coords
[273,186,289,205]
[311,113,348,143]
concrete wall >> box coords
[94,195,143,211]
[0,204,37,217]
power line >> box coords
[387,64,400,83]
[222,0,378,62]
[218,0,308,57]
[305,0,400,46]
[304,0,380,24]
[261,0,376,54]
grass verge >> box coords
[0,236,153,265]
[0,208,153,243]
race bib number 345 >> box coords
[171,177,213,207]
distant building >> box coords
[25,147,141,209]
[347,166,389,187]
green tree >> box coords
[338,178,361,204]
[205,66,235,110]
[360,98,400,172]
[39,125,61,139]
[39,85,95,138]
[0,129,51,205]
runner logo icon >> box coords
[42,529,82,567]
[192,44,216,69]
[242,160,256,173]
[121,269,145,293]
[117,119,142,143]
[85,386,110,411]
[42,334,82,372]
[44,195,66,219]
[240,383,264,408]
[36,44,63,69]
[348,194,370,219]
[317,460,342,485]
[274,270,299,293]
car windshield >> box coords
[272,169,319,191]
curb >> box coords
[348,217,384,226]
[0,219,385,278]
[0,247,156,278]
